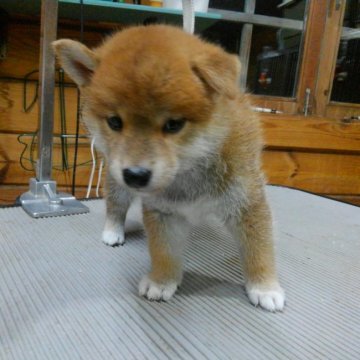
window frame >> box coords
[243,0,360,119]
[314,0,360,119]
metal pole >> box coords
[37,0,58,181]
[20,0,89,218]
[238,0,256,92]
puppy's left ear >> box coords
[191,48,241,98]
[52,39,98,87]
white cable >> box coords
[86,137,97,198]
[96,158,104,197]
[182,0,195,34]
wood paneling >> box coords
[0,185,94,205]
[263,150,360,194]
[0,20,108,80]
[0,159,103,188]
[1,15,360,206]
[325,103,360,120]
[261,114,360,153]
[328,195,360,207]
[0,81,84,134]
[0,133,103,187]
[8,81,359,153]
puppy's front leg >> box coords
[102,181,132,246]
[139,209,188,301]
[231,196,285,312]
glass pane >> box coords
[202,0,307,98]
[210,0,245,12]
[249,0,307,97]
[255,0,306,20]
[331,0,360,104]
[201,21,244,54]
[201,1,244,54]
[247,26,302,97]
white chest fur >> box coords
[144,183,248,226]
[172,197,225,225]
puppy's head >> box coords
[53,25,240,195]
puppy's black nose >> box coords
[123,167,152,188]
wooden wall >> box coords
[0,18,109,204]
[262,115,360,206]
[1,17,360,206]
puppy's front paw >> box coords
[102,229,125,246]
[139,275,178,301]
[245,282,285,312]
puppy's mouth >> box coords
[123,183,166,198]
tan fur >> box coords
[53,25,285,311]
[143,209,183,284]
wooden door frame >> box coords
[249,0,336,117]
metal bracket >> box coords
[20,178,89,218]
[303,88,311,116]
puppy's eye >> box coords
[107,116,123,131]
[163,118,186,134]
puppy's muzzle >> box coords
[123,167,152,188]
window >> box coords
[331,0,360,104]
[201,0,308,98]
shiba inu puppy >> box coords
[53,25,285,311]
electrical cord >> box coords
[19,68,87,172]
[96,159,104,197]
[23,70,39,113]
[18,133,94,172]
[20,70,39,171]
[86,137,97,198]
[58,68,69,170]
[86,137,105,198]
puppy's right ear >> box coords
[191,48,240,99]
[52,39,98,87]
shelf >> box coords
[0,0,221,31]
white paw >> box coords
[246,282,285,312]
[138,275,178,301]
[102,230,125,246]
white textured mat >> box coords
[0,186,359,360]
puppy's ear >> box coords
[191,49,241,98]
[52,39,98,87]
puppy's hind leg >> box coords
[229,194,285,312]
[102,180,132,246]
[139,209,189,301]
